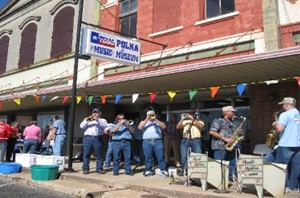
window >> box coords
[206,0,235,18]
[51,7,74,58]
[0,35,9,73]
[120,0,137,37]
[153,0,180,32]
[19,23,37,69]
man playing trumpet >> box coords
[109,114,134,176]
[176,111,204,174]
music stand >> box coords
[214,148,230,194]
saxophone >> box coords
[266,110,283,148]
[224,116,246,151]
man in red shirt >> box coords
[0,119,13,162]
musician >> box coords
[109,114,134,176]
[273,97,300,192]
[209,106,240,182]
[176,111,204,174]
[80,108,108,174]
[138,110,169,178]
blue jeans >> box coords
[53,134,67,156]
[0,141,8,162]
[264,148,277,162]
[104,140,113,166]
[214,149,237,181]
[82,136,103,172]
[142,139,166,172]
[132,139,143,164]
[180,138,202,172]
[112,140,131,174]
[274,146,300,189]
[23,139,39,154]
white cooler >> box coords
[15,154,37,168]
[35,155,65,171]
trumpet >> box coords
[86,116,95,121]
[181,113,188,119]
[124,119,134,127]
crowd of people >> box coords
[0,115,67,163]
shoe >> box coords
[285,188,292,193]
[175,162,181,168]
[125,172,134,176]
[83,170,89,174]
[160,170,169,178]
[113,172,119,176]
[143,171,153,177]
[97,170,105,174]
[286,188,299,193]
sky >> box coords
[0,0,9,10]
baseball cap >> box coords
[278,97,296,105]
[92,108,100,113]
[50,115,59,121]
[222,106,236,112]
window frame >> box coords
[205,0,235,19]
[119,0,137,37]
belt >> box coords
[84,135,102,137]
[144,139,162,142]
[113,139,132,142]
[182,137,200,140]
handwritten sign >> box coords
[187,153,208,179]
[237,155,263,185]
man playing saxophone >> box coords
[209,106,243,182]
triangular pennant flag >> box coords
[167,91,176,101]
[189,90,198,100]
[210,86,220,98]
[264,80,279,85]
[101,95,107,104]
[132,94,139,103]
[41,95,47,102]
[115,94,122,104]
[237,84,247,96]
[295,77,300,87]
[35,95,41,103]
[149,92,158,103]
[0,102,3,109]
[62,96,69,105]
[87,96,94,105]
[14,98,21,105]
[76,96,82,104]
[50,96,59,101]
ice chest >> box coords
[31,165,59,181]
[0,163,22,174]
[15,154,37,168]
[35,155,65,171]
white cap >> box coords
[222,106,236,112]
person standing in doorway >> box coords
[164,113,181,168]
[6,121,21,162]
[47,115,67,156]
[80,108,108,174]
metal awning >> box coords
[1,46,300,111]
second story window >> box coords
[206,0,235,18]
[51,7,74,58]
[0,35,9,73]
[19,23,37,69]
[119,0,137,37]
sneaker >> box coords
[83,170,89,174]
[285,188,292,193]
[160,170,169,178]
[143,171,153,177]
[175,162,181,168]
[97,170,106,174]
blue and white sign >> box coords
[81,28,141,66]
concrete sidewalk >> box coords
[1,161,299,198]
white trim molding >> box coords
[195,11,240,26]
[149,26,183,38]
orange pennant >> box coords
[101,95,107,104]
[210,86,220,98]
[35,95,41,102]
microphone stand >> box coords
[214,147,230,194]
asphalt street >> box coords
[0,178,75,198]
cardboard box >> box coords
[35,155,65,171]
[15,154,37,168]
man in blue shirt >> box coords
[80,108,108,174]
[138,110,169,178]
[49,115,67,156]
[274,97,300,192]
[110,114,134,175]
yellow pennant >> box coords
[167,91,176,101]
[14,98,21,105]
[76,96,82,104]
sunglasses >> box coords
[118,117,124,120]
